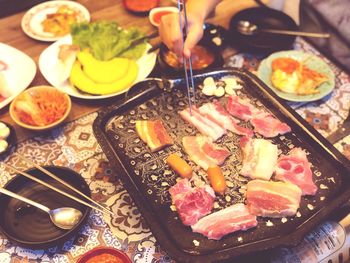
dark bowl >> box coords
[0,166,91,249]
[158,39,224,78]
[77,246,132,263]
[0,121,16,159]
[229,7,298,53]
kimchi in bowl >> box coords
[10,86,71,131]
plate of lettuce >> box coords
[39,21,157,99]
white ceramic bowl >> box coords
[149,6,178,27]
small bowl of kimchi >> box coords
[9,86,71,131]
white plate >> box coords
[0,43,37,110]
[21,0,90,42]
[39,35,157,99]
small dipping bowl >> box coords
[158,38,223,78]
[149,6,178,27]
[9,85,71,131]
[77,247,132,263]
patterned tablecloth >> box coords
[1,37,350,263]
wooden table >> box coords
[0,0,262,142]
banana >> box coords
[77,51,130,84]
[70,60,138,95]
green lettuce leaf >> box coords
[71,21,146,61]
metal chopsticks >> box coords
[3,160,114,216]
[177,0,196,114]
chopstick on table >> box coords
[3,162,114,216]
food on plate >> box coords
[71,21,147,61]
[0,140,8,154]
[0,122,10,154]
[271,57,328,95]
[135,120,173,152]
[182,136,230,170]
[227,95,259,121]
[12,88,69,127]
[198,101,254,137]
[275,148,317,196]
[207,166,227,194]
[163,45,215,70]
[149,7,178,27]
[41,5,79,37]
[169,178,215,226]
[55,44,80,84]
[179,106,226,141]
[240,137,278,180]
[123,0,159,13]
[0,122,10,140]
[69,59,138,95]
[191,203,258,240]
[76,51,130,84]
[166,153,193,178]
[0,60,7,71]
[250,111,291,138]
[246,180,302,218]
[0,72,11,100]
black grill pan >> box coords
[93,68,350,263]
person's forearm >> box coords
[186,0,222,23]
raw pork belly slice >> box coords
[246,180,302,218]
[179,106,226,141]
[275,148,317,196]
[199,101,254,137]
[226,95,258,121]
[250,112,291,138]
[135,120,173,152]
[240,137,278,180]
[169,179,215,226]
[191,203,258,240]
[182,136,231,170]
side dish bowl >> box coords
[9,85,71,131]
[77,246,132,263]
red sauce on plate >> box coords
[86,253,123,263]
[152,10,173,25]
[123,0,159,12]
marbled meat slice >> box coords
[135,120,173,152]
[182,136,231,170]
[246,180,302,218]
[199,101,254,137]
[250,112,291,138]
[191,203,258,240]
[169,179,215,226]
[179,106,226,141]
[240,137,278,180]
[226,95,259,121]
[275,148,317,196]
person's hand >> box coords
[159,12,204,59]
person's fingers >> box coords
[159,13,183,56]
[183,24,203,58]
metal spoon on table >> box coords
[236,20,330,38]
[0,187,82,230]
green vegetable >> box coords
[71,21,147,61]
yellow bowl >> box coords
[9,86,71,131]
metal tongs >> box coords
[177,0,196,115]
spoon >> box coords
[236,20,330,38]
[0,187,82,230]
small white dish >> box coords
[149,7,178,27]
[21,0,90,42]
[0,43,36,110]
